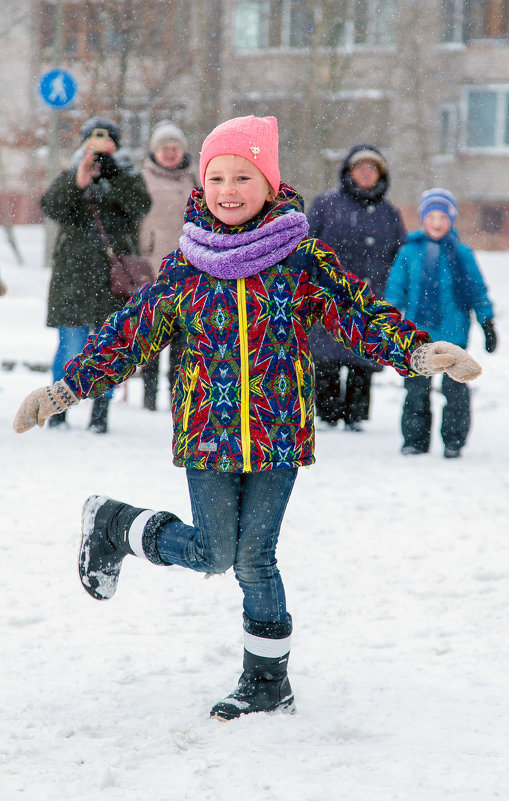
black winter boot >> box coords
[79,495,180,600]
[88,396,110,434]
[79,496,142,600]
[210,616,295,721]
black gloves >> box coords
[482,319,497,353]
[95,153,120,180]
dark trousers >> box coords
[402,373,470,452]
[314,359,372,425]
[141,331,184,407]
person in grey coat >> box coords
[42,116,151,433]
[138,120,198,410]
[307,144,406,430]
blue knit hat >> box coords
[418,188,458,224]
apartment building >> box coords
[2,0,509,248]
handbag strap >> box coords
[87,196,116,261]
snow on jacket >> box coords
[138,154,198,278]
[307,143,406,367]
[42,152,151,328]
[385,229,494,348]
[63,185,430,474]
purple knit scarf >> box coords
[179,210,309,279]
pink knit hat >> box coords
[199,115,280,194]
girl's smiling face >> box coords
[204,154,273,225]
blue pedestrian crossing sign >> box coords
[39,69,77,108]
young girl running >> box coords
[14,116,481,721]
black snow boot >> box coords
[79,495,180,600]
[79,496,143,600]
[210,616,295,721]
[88,396,110,434]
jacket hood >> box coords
[339,143,390,204]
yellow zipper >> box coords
[183,363,199,432]
[237,278,251,472]
[295,359,306,428]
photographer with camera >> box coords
[41,117,151,433]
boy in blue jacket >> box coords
[386,188,496,458]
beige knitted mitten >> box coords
[13,380,79,433]
[410,342,482,383]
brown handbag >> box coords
[88,198,154,299]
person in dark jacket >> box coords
[41,116,151,433]
[386,188,496,458]
[307,144,406,430]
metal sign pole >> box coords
[43,0,64,268]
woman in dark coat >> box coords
[42,116,151,432]
[307,144,406,429]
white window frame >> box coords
[357,0,398,48]
[234,0,312,51]
[233,0,396,53]
[442,0,509,44]
[441,0,465,43]
[461,85,509,153]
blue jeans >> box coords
[53,327,113,399]
[156,469,298,623]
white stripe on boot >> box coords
[127,509,157,560]
[244,631,292,658]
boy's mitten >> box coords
[410,341,482,383]
[96,153,120,180]
[13,380,79,433]
[482,319,497,353]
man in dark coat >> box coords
[307,144,406,430]
[42,116,151,432]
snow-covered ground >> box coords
[1,226,508,801]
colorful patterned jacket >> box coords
[64,186,430,473]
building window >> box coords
[40,1,189,59]
[442,0,509,43]
[354,0,397,46]
[464,87,509,150]
[289,2,315,48]
[234,0,396,52]
[86,4,102,52]
[235,0,313,50]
